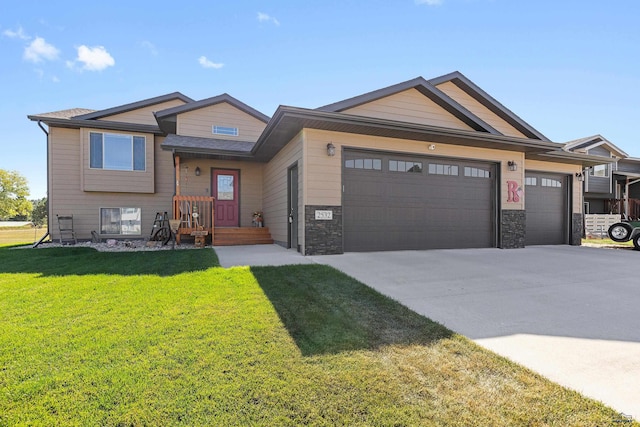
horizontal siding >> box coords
[343,88,473,131]
[263,131,303,248]
[81,128,155,193]
[100,99,187,125]
[177,159,263,227]
[177,103,267,142]
[48,127,175,241]
[587,145,612,157]
[435,81,528,139]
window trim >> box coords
[89,132,146,172]
[99,207,142,235]
[212,125,239,137]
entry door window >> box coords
[217,175,235,200]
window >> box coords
[525,177,537,186]
[100,208,141,235]
[541,178,562,188]
[212,126,239,136]
[90,132,145,171]
[428,163,459,176]
[389,160,422,173]
[590,164,609,178]
[345,158,382,170]
[464,166,490,178]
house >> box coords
[29,71,606,255]
[564,135,640,219]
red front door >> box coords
[213,169,239,227]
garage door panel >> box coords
[525,172,568,245]
[344,150,496,252]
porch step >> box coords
[213,227,274,246]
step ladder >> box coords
[57,214,77,245]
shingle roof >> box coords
[161,134,255,154]
[32,108,96,120]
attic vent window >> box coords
[213,126,239,136]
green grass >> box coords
[0,247,632,426]
[582,237,635,247]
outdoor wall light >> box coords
[575,172,584,181]
[195,166,201,176]
[507,161,518,171]
[327,142,336,157]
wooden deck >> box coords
[213,227,274,246]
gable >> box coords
[341,88,474,131]
[435,81,527,139]
[176,102,268,142]
[100,99,189,126]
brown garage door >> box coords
[525,172,569,245]
[343,149,497,252]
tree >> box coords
[31,197,48,227]
[0,169,32,220]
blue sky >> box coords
[2,0,639,199]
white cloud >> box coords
[23,37,60,63]
[140,40,158,56]
[198,56,224,69]
[73,45,115,71]
[415,0,443,5]
[257,12,280,26]
[3,26,29,40]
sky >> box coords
[2,0,640,199]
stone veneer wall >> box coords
[501,210,526,249]
[304,205,343,255]
[571,213,583,246]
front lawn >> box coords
[0,246,629,426]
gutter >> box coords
[33,121,50,248]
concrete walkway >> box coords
[215,244,640,420]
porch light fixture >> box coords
[575,172,584,181]
[327,143,336,157]
[195,166,201,176]
[507,161,517,171]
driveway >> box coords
[217,244,640,420]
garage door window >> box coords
[389,160,422,173]
[542,178,562,188]
[464,166,490,178]
[525,177,537,186]
[345,158,382,170]
[428,163,459,176]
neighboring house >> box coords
[29,71,605,255]
[564,135,640,219]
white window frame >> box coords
[100,207,142,235]
[212,126,239,137]
[90,132,146,172]
[590,164,609,178]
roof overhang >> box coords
[160,134,258,161]
[252,106,562,162]
[526,150,615,167]
[27,115,163,135]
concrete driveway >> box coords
[216,244,640,420]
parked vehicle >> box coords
[608,221,640,250]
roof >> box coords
[161,134,255,159]
[73,92,193,120]
[31,108,96,120]
[155,93,270,123]
[563,134,628,158]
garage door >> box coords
[343,150,497,252]
[525,172,569,245]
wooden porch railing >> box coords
[604,198,640,220]
[172,195,215,244]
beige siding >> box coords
[263,131,304,249]
[178,159,264,227]
[100,99,187,125]
[177,103,267,142]
[304,129,530,210]
[81,128,155,193]
[343,88,474,131]
[435,82,528,139]
[48,127,175,241]
[525,160,583,213]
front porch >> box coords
[172,195,273,246]
[604,198,640,220]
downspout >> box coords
[33,121,50,247]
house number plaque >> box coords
[315,210,333,220]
